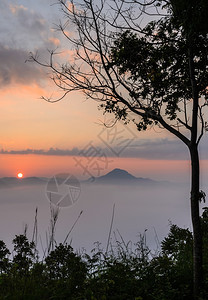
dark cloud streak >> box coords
[0,148,79,156]
[0,138,207,160]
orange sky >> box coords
[0,153,205,183]
[0,83,102,150]
[0,82,207,182]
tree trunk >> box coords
[189,144,203,299]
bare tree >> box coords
[29,0,208,298]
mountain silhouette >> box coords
[87,168,157,185]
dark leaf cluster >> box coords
[109,14,208,123]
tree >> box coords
[45,243,87,299]
[0,240,10,274]
[29,0,208,298]
[12,234,35,276]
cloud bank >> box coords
[0,148,79,156]
[0,137,207,160]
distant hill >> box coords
[0,177,47,188]
[0,169,171,188]
[85,168,159,186]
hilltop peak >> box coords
[87,168,157,185]
[102,168,137,179]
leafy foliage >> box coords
[44,243,87,299]
[168,0,208,35]
[109,16,208,125]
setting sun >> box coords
[17,172,23,178]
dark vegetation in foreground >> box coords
[1,208,208,300]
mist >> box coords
[1,178,205,255]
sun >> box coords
[17,172,23,179]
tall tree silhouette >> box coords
[30,0,208,297]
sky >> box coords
[0,0,207,184]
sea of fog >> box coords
[0,180,207,255]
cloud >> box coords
[9,4,28,14]
[0,2,69,89]
[48,37,61,47]
[117,137,208,160]
[0,148,79,156]
[0,44,45,87]
[0,3,48,50]
[0,136,207,160]
[122,138,189,159]
[9,4,46,40]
